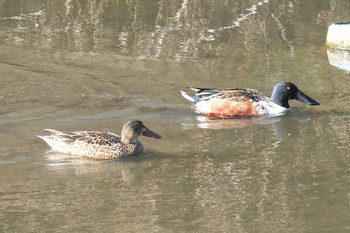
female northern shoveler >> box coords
[37,120,161,159]
[180,82,320,118]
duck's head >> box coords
[271,82,320,108]
[121,120,162,144]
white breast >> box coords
[256,99,288,116]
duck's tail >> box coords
[37,129,68,151]
[180,90,199,103]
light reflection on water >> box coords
[1,0,350,232]
[2,110,350,232]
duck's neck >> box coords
[121,135,138,144]
[271,90,290,108]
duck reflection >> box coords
[183,115,281,130]
[182,109,319,142]
[44,152,157,185]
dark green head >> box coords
[271,82,320,108]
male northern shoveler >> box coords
[180,82,320,118]
[37,120,161,159]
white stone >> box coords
[326,23,350,50]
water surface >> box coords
[1,0,350,232]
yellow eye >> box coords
[286,86,291,90]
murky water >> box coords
[1,0,350,232]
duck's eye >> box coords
[286,86,291,91]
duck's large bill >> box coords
[295,90,320,106]
[143,128,162,139]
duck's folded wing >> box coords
[44,129,121,146]
[191,88,267,103]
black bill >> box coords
[295,90,320,106]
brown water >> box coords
[1,0,350,232]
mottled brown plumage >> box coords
[38,120,161,159]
